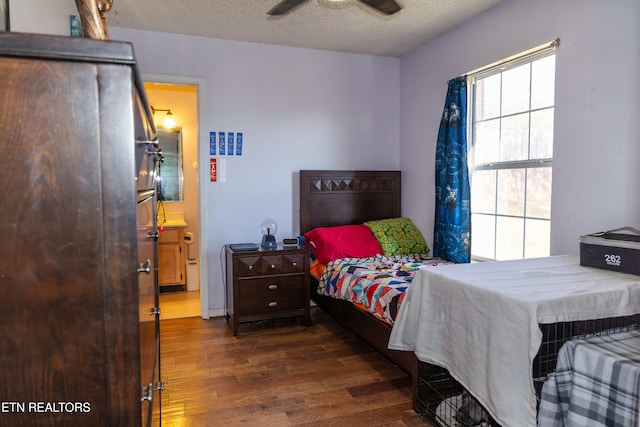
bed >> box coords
[299,170,433,384]
[299,170,640,427]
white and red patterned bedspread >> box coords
[317,254,452,324]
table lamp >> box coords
[260,218,278,249]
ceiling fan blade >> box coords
[267,0,310,16]
[358,0,402,15]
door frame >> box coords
[142,72,209,319]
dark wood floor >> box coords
[159,307,431,426]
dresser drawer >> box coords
[234,253,305,277]
[261,253,304,275]
[238,276,305,314]
[136,198,155,297]
[135,140,157,192]
[234,255,262,277]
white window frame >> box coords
[468,41,558,261]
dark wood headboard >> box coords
[299,170,401,234]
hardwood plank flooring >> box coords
[160,290,201,319]
[160,307,431,426]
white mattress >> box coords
[388,255,640,427]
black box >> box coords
[580,227,640,275]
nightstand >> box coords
[225,244,310,336]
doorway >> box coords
[143,73,208,320]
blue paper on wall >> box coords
[70,15,82,37]
[209,132,216,155]
[219,132,226,155]
[227,132,234,156]
[236,132,243,156]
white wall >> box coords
[14,0,639,311]
[10,0,76,35]
[400,0,640,255]
[11,1,400,315]
[109,28,400,315]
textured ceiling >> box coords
[106,0,505,57]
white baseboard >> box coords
[208,308,225,318]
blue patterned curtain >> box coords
[433,76,470,263]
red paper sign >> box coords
[210,158,217,182]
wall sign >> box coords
[209,132,216,155]
[236,132,243,156]
[227,132,234,156]
[210,131,244,157]
[209,158,217,182]
[218,132,226,155]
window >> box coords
[469,46,556,261]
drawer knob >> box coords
[137,260,151,274]
[271,264,276,269]
[268,301,278,307]
[292,262,297,266]
[248,265,253,270]
[141,384,153,402]
[268,284,278,290]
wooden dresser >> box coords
[225,245,310,336]
[0,33,162,426]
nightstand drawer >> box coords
[238,276,305,314]
[234,256,262,277]
[260,253,305,275]
[234,253,305,277]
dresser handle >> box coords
[268,284,278,290]
[146,148,163,162]
[136,139,156,145]
[137,260,151,274]
[141,384,153,402]
[268,301,278,307]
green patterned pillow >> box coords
[364,217,429,256]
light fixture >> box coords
[260,218,278,250]
[150,105,177,129]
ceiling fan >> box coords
[268,0,402,16]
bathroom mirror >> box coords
[0,0,8,31]
[157,128,184,202]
